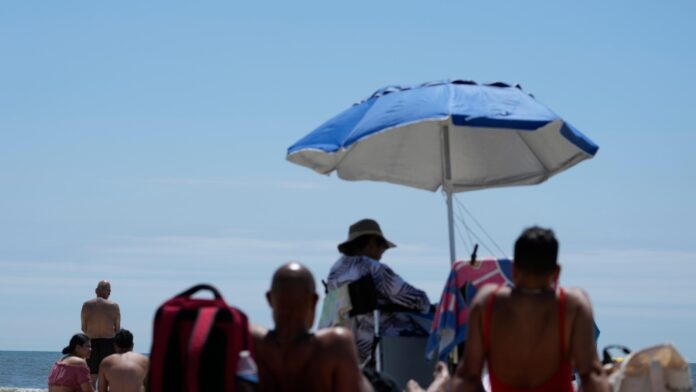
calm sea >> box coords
[1,350,695,390]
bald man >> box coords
[252,262,372,392]
[81,280,121,387]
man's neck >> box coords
[269,327,311,345]
[513,286,553,295]
[513,273,556,292]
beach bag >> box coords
[609,343,693,392]
[148,284,253,392]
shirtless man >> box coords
[451,227,609,392]
[98,329,148,392]
[81,280,121,387]
[252,262,372,392]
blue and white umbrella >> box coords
[287,80,598,262]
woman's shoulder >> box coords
[59,356,88,367]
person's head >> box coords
[266,262,318,333]
[513,226,560,286]
[114,329,134,353]
[337,219,395,261]
[62,333,91,359]
[96,280,111,299]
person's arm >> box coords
[568,289,609,392]
[113,303,121,333]
[80,381,96,392]
[373,262,430,311]
[81,303,88,334]
[451,287,490,392]
[97,363,108,392]
[142,357,150,387]
[330,328,371,392]
[77,361,95,392]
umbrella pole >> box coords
[447,190,456,264]
[442,123,457,264]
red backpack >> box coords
[148,284,253,392]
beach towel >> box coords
[426,258,513,360]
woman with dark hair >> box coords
[48,333,95,392]
[320,218,431,363]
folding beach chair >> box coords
[347,274,415,372]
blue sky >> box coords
[1,0,695,362]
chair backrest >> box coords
[348,275,379,316]
[348,274,420,317]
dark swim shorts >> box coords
[87,338,116,374]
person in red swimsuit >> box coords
[451,227,609,392]
[48,333,95,392]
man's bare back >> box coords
[82,281,120,339]
[97,351,149,392]
[81,298,120,339]
[252,325,364,392]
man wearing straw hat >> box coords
[320,218,431,363]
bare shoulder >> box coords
[471,283,505,309]
[563,287,593,310]
[250,324,268,345]
[103,299,119,309]
[64,356,88,367]
[130,352,149,366]
[316,326,353,342]
[316,327,356,351]
[135,352,149,360]
[100,353,117,366]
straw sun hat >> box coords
[337,219,396,254]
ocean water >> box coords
[0,351,57,391]
[0,350,695,390]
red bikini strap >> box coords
[483,284,504,352]
[558,288,566,355]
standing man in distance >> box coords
[81,280,121,388]
[98,329,149,392]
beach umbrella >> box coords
[287,80,598,263]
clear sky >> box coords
[1,0,695,362]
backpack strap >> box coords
[186,306,220,392]
[149,305,178,392]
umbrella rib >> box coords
[514,131,551,176]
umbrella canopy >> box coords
[287,80,599,261]
[288,80,597,192]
